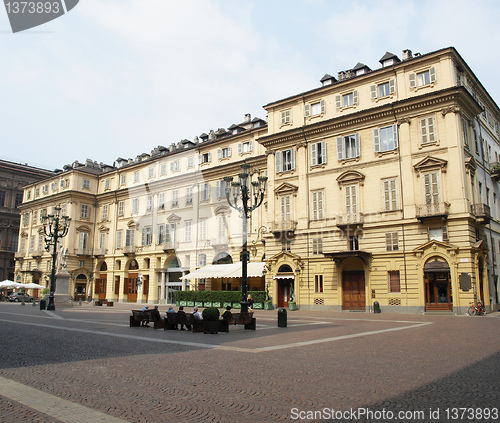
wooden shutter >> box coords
[392,124,399,149]
[311,143,317,166]
[353,90,358,104]
[335,95,341,109]
[290,148,295,170]
[373,128,381,152]
[198,155,202,165]
[123,278,129,295]
[355,133,360,157]
[409,73,416,89]
[227,146,231,157]
[428,117,435,142]
[216,181,221,198]
[217,149,222,159]
[114,277,120,295]
[337,137,344,160]
[304,103,310,117]
[143,276,149,296]
[249,140,253,151]
[320,140,326,164]
[370,85,377,99]
[275,151,283,173]
[238,143,242,154]
[207,152,211,162]
[320,99,326,114]
[430,67,436,83]
[389,79,395,94]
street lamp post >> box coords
[224,163,267,313]
[42,206,71,311]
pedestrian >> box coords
[247,294,254,311]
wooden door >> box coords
[127,273,138,302]
[342,271,366,310]
[277,279,292,308]
[425,272,452,310]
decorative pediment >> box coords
[274,182,298,196]
[336,170,365,187]
[465,157,477,175]
[413,239,457,254]
[167,213,182,223]
[413,156,448,176]
[98,225,110,233]
[76,224,92,232]
[214,205,230,216]
[473,240,488,253]
[126,220,136,228]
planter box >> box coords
[264,302,273,310]
[179,301,187,307]
[289,302,298,311]
[253,302,263,309]
[223,302,232,308]
[203,320,219,334]
[212,302,221,308]
[195,301,204,308]
[187,301,195,307]
[204,301,212,307]
[232,302,241,309]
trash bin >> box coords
[40,299,46,310]
[373,301,381,313]
[278,308,287,327]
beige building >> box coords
[15,47,500,313]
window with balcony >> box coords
[142,226,152,246]
[125,229,135,247]
[280,195,291,222]
[424,172,440,206]
[345,185,357,214]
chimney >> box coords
[402,49,413,60]
[244,113,251,123]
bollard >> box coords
[278,308,287,327]
[373,301,381,313]
[40,299,46,310]
[21,300,25,306]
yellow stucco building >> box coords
[15,47,500,314]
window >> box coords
[78,232,88,249]
[132,198,139,214]
[386,232,399,251]
[40,209,46,224]
[158,193,165,210]
[305,100,325,117]
[311,191,324,220]
[345,185,357,214]
[281,195,291,221]
[29,236,35,251]
[160,163,167,175]
[157,225,165,244]
[37,234,43,251]
[373,124,398,152]
[118,201,124,216]
[187,157,195,169]
[315,275,324,293]
[420,117,436,144]
[238,141,253,154]
[311,141,327,166]
[275,148,295,172]
[166,223,176,243]
[172,190,179,207]
[80,204,89,219]
[199,219,207,240]
[389,271,400,293]
[424,172,440,205]
[83,179,90,189]
[60,203,67,216]
[281,241,291,252]
[217,215,228,238]
[0,191,5,207]
[216,180,229,198]
[312,238,323,255]
[33,210,37,224]
[104,179,111,190]
[370,80,395,99]
[35,188,40,197]
[409,67,436,89]
[383,179,398,211]
[428,227,449,242]
[186,187,193,205]
[134,171,140,182]
[78,260,84,268]
[148,167,155,179]
[336,134,360,160]
[142,227,152,246]
[20,237,26,253]
[41,184,48,194]
[184,221,192,242]
[461,117,469,147]
[198,253,207,267]
[200,183,210,201]
[116,230,123,248]
[99,233,107,249]
[120,175,126,185]
[50,182,56,191]
[348,236,359,251]
[146,194,153,212]
[336,91,358,109]
[102,204,108,220]
[170,160,180,172]
[125,229,135,247]
[199,152,211,164]
[217,147,232,159]
[281,109,291,125]
[23,213,29,226]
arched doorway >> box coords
[74,274,88,301]
[277,264,294,308]
[95,261,107,300]
[213,252,233,265]
[125,260,139,302]
[424,257,452,311]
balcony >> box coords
[31,250,44,259]
[471,203,491,224]
[490,164,500,181]
[93,248,107,258]
[270,220,297,238]
[75,248,93,257]
[123,246,136,256]
[161,241,178,252]
[14,251,25,259]
[210,236,230,248]
[336,212,364,228]
[416,202,450,222]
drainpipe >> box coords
[301,94,311,306]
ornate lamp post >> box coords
[42,206,71,311]
[224,163,267,313]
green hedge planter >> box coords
[264,301,273,310]
[223,302,232,308]
[179,301,187,307]
[187,301,195,307]
[212,302,221,308]
[253,302,263,309]
[232,303,241,309]
[204,301,212,307]
[288,301,298,311]
[195,301,204,308]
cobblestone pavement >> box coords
[0,302,498,423]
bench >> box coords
[130,310,164,328]
[164,313,203,332]
[219,312,256,332]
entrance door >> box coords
[95,276,107,300]
[425,272,452,311]
[74,283,86,301]
[277,278,292,308]
[126,273,138,302]
[342,271,366,311]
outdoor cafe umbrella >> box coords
[0,280,24,289]
[23,282,45,289]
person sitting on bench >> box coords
[222,306,232,320]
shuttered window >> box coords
[389,271,400,293]
[383,179,398,211]
[337,133,360,160]
[312,191,324,220]
[424,172,440,205]
[420,117,436,144]
[311,141,327,166]
[345,185,357,214]
[373,124,398,152]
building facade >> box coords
[0,160,53,282]
[15,47,500,313]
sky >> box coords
[1,0,500,171]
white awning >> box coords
[180,262,265,280]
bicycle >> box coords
[467,301,485,316]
